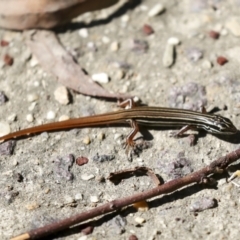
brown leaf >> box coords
[0,0,119,30]
[26,30,131,99]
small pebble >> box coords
[46,111,56,120]
[134,216,146,224]
[167,37,180,45]
[12,159,18,166]
[97,132,105,141]
[102,36,110,44]
[92,72,110,83]
[87,41,97,51]
[26,114,34,122]
[92,153,115,163]
[90,195,99,203]
[29,56,39,67]
[0,91,8,105]
[0,122,11,136]
[217,56,228,65]
[64,196,75,204]
[82,136,91,145]
[0,140,16,155]
[27,93,39,102]
[185,47,203,62]
[81,174,95,181]
[190,197,216,212]
[110,41,120,52]
[0,40,9,47]
[221,28,228,36]
[162,43,174,67]
[54,86,69,105]
[33,81,40,87]
[45,189,50,194]
[54,155,74,182]
[25,202,40,210]
[115,69,125,80]
[75,193,83,200]
[3,54,14,66]
[208,30,220,39]
[130,39,149,53]
[76,156,89,166]
[7,113,17,122]
[142,24,154,35]
[226,18,240,37]
[201,60,212,69]
[59,115,70,121]
[107,215,127,234]
[148,4,165,17]
[28,102,37,111]
[78,28,89,38]
[121,14,130,23]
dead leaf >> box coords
[26,30,131,99]
[0,0,119,30]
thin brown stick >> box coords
[11,148,240,240]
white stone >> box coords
[121,14,130,22]
[167,37,180,46]
[77,236,87,240]
[81,174,95,181]
[148,4,165,17]
[27,93,39,102]
[0,122,10,137]
[64,196,74,204]
[78,28,89,38]
[33,81,40,87]
[54,86,69,105]
[110,41,120,52]
[46,111,56,120]
[134,216,146,224]
[221,28,228,36]
[12,159,18,166]
[29,55,39,67]
[75,193,83,200]
[114,133,122,140]
[162,43,174,67]
[7,113,17,122]
[92,72,110,83]
[82,136,91,145]
[26,114,34,122]
[28,102,37,111]
[90,195,99,203]
[201,60,212,69]
[102,36,110,44]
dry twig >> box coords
[11,148,240,240]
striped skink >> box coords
[0,100,237,147]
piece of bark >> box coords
[0,0,119,30]
[26,30,130,99]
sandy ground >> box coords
[1,0,240,239]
